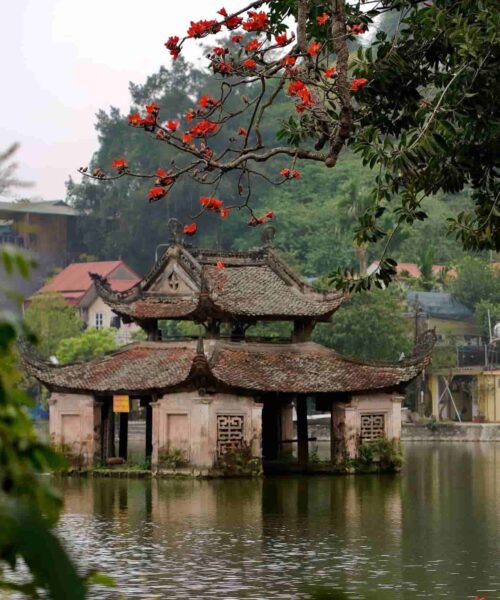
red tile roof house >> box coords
[27,261,141,343]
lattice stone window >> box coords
[360,414,386,442]
[217,415,244,457]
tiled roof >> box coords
[23,342,196,393]
[23,336,432,395]
[93,244,343,321]
[210,342,425,393]
[37,261,131,294]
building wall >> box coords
[332,393,403,460]
[86,296,139,343]
[15,214,69,267]
[152,391,263,473]
[48,392,100,466]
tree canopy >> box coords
[73,0,498,290]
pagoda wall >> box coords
[151,392,263,474]
[48,392,101,467]
[332,393,403,460]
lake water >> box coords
[54,443,500,599]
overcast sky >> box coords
[0,0,243,201]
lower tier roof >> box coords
[22,334,434,396]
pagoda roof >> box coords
[22,331,435,396]
[91,240,343,323]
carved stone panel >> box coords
[360,413,386,442]
[217,415,244,457]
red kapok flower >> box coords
[238,127,247,136]
[245,38,261,53]
[166,119,179,132]
[148,186,166,201]
[225,15,244,29]
[187,19,220,38]
[128,113,142,126]
[155,167,167,178]
[243,58,257,69]
[212,46,227,56]
[164,36,181,59]
[248,216,265,227]
[282,55,296,67]
[264,211,274,219]
[216,260,225,270]
[220,208,230,219]
[181,132,193,144]
[350,23,367,35]
[275,33,289,46]
[200,197,223,211]
[112,157,128,170]
[280,168,290,177]
[190,120,219,137]
[316,13,330,25]
[185,109,195,122]
[231,34,243,43]
[243,11,268,32]
[214,61,232,74]
[184,222,197,235]
[288,80,306,95]
[324,66,336,78]
[217,7,227,16]
[291,170,301,179]
[280,168,300,179]
[307,41,321,57]
[146,102,160,115]
[351,78,368,91]
[198,94,219,109]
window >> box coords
[217,415,244,457]
[95,313,104,329]
[360,414,386,442]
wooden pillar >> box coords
[296,397,309,467]
[118,412,128,461]
[102,400,115,460]
[145,402,153,463]
[330,400,336,464]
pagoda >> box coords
[23,221,434,474]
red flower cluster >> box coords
[280,168,300,179]
[350,23,367,35]
[187,19,220,38]
[238,127,247,136]
[164,36,180,59]
[245,38,261,53]
[148,186,167,201]
[216,260,225,271]
[184,222,197,235]
[200,197,223,211]
[248,210,273,227]
[287,81,313,112]
[166,119,179,132]
[112,157,128,171]
[316,13,330,25]
[351,78,368,91]
[155,168,173,185]
[231,34,243,43]
[181,132,193,144]
[146,102,160,115]
[243,11,268,32]
[214,62,232,74]
[307,41,321,57]
[198,95,219,109]
[243,58,257,69]
[324,66,336,78]
[218,8,243,30]
[190,120,219,138]
[220,208,230,219]
[282,55,296,67]
[212,46,227,56]
[275,33,289,47]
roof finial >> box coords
[168,218,184,244]
[261,224,276,249]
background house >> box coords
[29,260,140,343]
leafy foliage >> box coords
[24,293,83,359]
[313,287,412,362]
[0,247,87,599]
[56,328,118,364]
[450,257,500,310]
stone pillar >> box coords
[280,400,294,459]
[48,393,98,467]
[430,374,440,420]
[332,399,358,462]
[389,394,403,440]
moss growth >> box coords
[214,444,261,477]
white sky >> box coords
[0,0,244,200]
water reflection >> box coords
[56,444,500,599]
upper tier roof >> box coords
[21,332,435,395]
[91,235,344,322]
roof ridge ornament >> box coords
[261,224,276,249]
[168,218,184,244]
